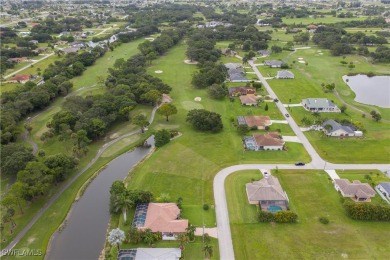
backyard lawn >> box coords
[226,170,390,259]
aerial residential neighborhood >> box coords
[0,0,389,260]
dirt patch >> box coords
[184,60,198,65]
[110,133,119,139]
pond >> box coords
[342,75,390,108]
[45,136,154,260]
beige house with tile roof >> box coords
[246,175,289,211]
[333,179,375,202]
[139,203,188,239]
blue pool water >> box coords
[268,205,282,212]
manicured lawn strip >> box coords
[181,205,216,227]
[226,170,390,259]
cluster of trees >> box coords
[186,109,223,133]
[212,25,272,46]
[343,201,390,221]
[293,32,310,44]
[1,150,77,221]
[333,17,388,28]
[192,62,227,89]
[43,46,106,80]
[313,26,387,56]
[186,31,221,63]
[208,84,228,100]
[109,181,153,222]
[258,210,298,223]
[117,25,160,43]
[199,8,257,26]
[127,4,198,26]
[31,18,85,34]
[138,29,184,62]
[128,227,161,246]
[370,46,390,63]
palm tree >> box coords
[112,191,133,222]
[177,233,189,251]
[203,244,213,258]
[186,224,196,241]
[142,229,155,245]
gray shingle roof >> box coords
[322,119,354,134]
[264,60,283,66]
[379,182,390,193]
[276,70,294,79]
[302,98,337,109]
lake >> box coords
[342,75,390,108]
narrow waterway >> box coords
[45,136,154,260]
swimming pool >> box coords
[268,205,282,212]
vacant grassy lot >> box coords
[226,170,390,259]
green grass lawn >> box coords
[226,170,390,259]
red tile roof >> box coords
[141,203,188,233]
[10,74,30,82]
[253,132,284,146]
[244,116,271,128]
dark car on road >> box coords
[285,113,290,118]
[295,162,305,166]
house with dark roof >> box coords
[238,116,271,129]
[224,63,249,82]
[228,87,256,97]
[258,50,271,57]
[377,182,390,200]
[117,248,181,260]
[276,70,294,79]
[333,179,376,202]
[264,60,283,68]
[246,175,289,211]
[62,47,80,54]
[322,119,360,137]
[302,98,340,112]
[243,132,284,151]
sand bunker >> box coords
[145,37,155,41]
[298,60,306,63]
[155,70,163,74]
[194,97,202,102]
[184,60,198,65]
[298,57,304,60]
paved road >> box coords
[0,106,159,256]
[4,52,55,79]
[214,60,390,260]
[249,59,325,168]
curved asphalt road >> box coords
[0,106,158,256]
[214,60,390,260]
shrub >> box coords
[203,204,209,210]
[258,211,298,223]
[343,201,390,221]
[319,217,329,224]
[154,129,170,148]
[258,211,274,222]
